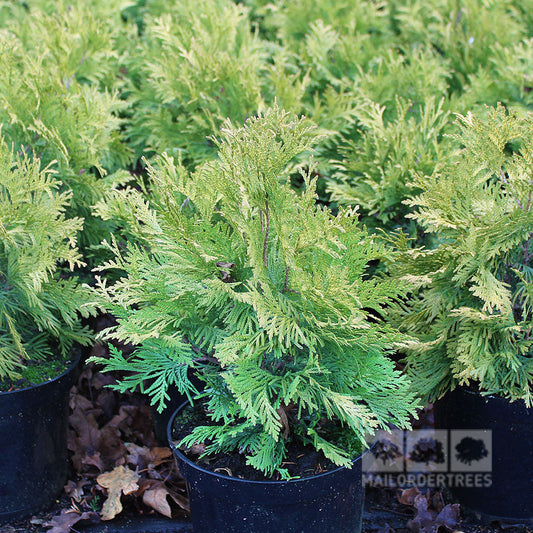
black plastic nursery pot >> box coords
[0,352,81,522]
[167,403,366,533]
[434,387,533,521]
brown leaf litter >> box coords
[42,345,189,532]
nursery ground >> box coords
[1,488,529,533]
[0,353,531,533]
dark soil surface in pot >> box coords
[0,356,71,392]
[170,401,341,481]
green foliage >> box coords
[125,0,267,166]
[125,0,382,181]
[460,38,533,115]
[4,1,128,90]
[4,0,533,252]
[392,0,526,93]
[387,105,533,404]
[306,0,533,233]
[6,0,533,423]
[351,48,451,117]
[90,107,418,477]
[329,97,452,234]
[260,0,390,46]
[255,3,459,231]
[0,142,96,382]
[0,31,129,174]
[0,3,134,254]
[259,0,392,84]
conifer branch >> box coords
[91,107,418,475]
[0,143,96,381]
[500,167,523,209]
[391,106,533,405]
[262,198,270,269]
[283,266,290,293]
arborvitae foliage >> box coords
[248,1,394,192]
[125,0,267,166]
[4,0,533,251]
[460,39,533,116]
[321,43,453,234]
[90,107,418,477]
[286,0,533,233]
[125,0,376,177]
[350,48,451,117]
[329,97,452,235]
[392,0,527,94]
[254,2,458,231]
[387,105,533,405]
[259,0,391,47]
[0,32,129,175]
[0,142,96,382]
[258,0,392,94]
[3,1,129,91]
[0,4,133,253]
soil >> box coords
[170,401,339,481]
[0,356,71,392]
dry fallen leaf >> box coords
[63,479,90,501]
[168,488,190,512]
[97,465,140,520]
[407,493,435,532]
[434,504,460,530]
[398,486,422,506]
[43,509,99,533]
[400,487,460,533]
[148,446,173,464]
[179,442,206,455]
[81,451,105,472]
[126,442,172,470]
[137,478,189,517]
[142,482,173,518]
[59,360,188,526]
[69,404,128,473]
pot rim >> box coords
[167,400,372,486]
[0,348,82,398]
[450,385,531,406]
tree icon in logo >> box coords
[371,438,403,465]
[455,436,489,465]
[409,437,446,465]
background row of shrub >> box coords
[2,0,533,250]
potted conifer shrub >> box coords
[90,106,419,532]
[387,105,533,520]
[0,143,96,522]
